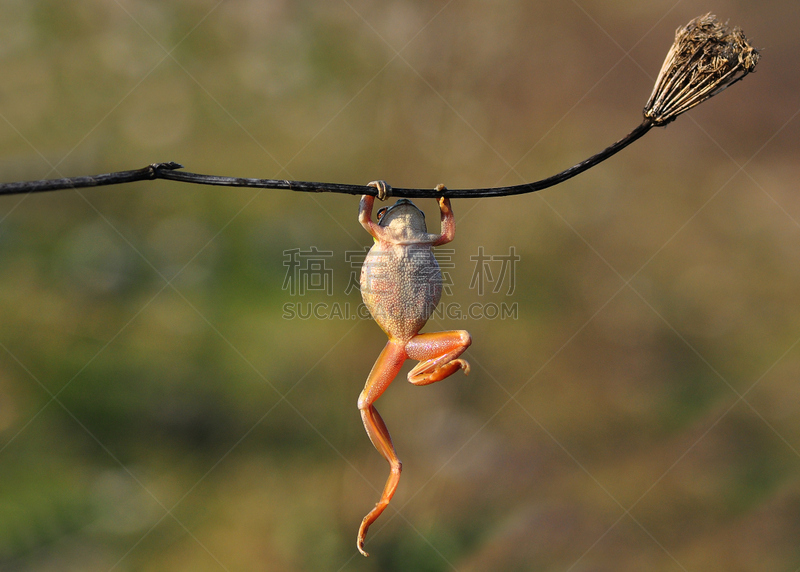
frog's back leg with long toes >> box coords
[356,333,470,556]
[356,340,405,557]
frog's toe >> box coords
[367,180,392,201]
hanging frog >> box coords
[356,181,472,556]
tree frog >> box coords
[356,181,471,556]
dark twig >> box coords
[0,123,653,199]
[0,15,757,201]
[157,120,654,199]
[0,162,185,196]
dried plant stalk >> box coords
[644,13,760,126]
[0,15,760,199]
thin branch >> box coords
[0,121,653,199]
[163,120,653,199]
[0,122,652,199]
[0,15,757,201]
[0,162,183,195]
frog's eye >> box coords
[376,207,389,222]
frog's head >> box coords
[376,198,427,233]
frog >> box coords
[356,181,471,556]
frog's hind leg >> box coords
[406,330,471,385]
[357,339,407,556]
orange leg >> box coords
[357,340,407,556]
[406,330,471,385]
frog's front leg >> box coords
[406,330,471,385]
[356,339,406,556]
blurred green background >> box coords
[0,1,798,570]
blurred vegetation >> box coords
[0,1,798,570]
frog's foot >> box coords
[409,358,470,384]
[405,330,471,386]
[367,180,392,201]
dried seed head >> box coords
[644,14,760,126]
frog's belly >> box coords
[360,245,442,341]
